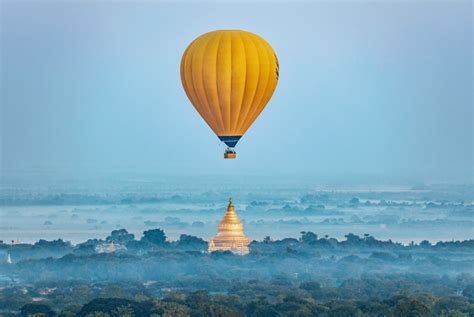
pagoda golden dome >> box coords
[208,196,251,255]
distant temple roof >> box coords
[208,196,251,255]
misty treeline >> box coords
[1,228,474,316]
[1,228,474,283]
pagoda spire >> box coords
[208,196,251,255]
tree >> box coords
[393,297,431,317]
[301,232,318,244]
[58,305,82,317]
[71,285,94,304]
[462,284,474,300]
[344,233,362,245]
[34,239,70,249]
[440,310,469,317]
[20,303,56,317]
[419,240,432,248]
[176,234,207,250]
[111,305,134,317]
[141,229,167,245]
[106,229,135,244]
[154,301,190,317]
[78,298,160,317]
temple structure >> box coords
[208,196,251,255]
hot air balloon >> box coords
[180,30,279,159]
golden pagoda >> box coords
[208,196,251,255]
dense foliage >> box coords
[3,279,474,316]
[1,228,474,316]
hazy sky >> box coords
[1,1,472,183]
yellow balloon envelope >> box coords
[180,30,279,158]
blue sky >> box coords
[1,1,472,183]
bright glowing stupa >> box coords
[208,196,251,255]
